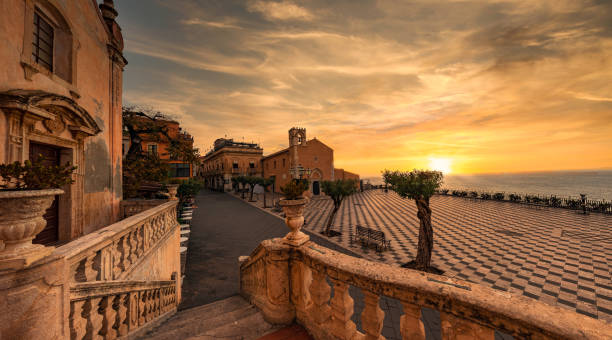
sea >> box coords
[363,170,612,201]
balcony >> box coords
[232,168,241,174]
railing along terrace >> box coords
[55,200,179,283]
[70,279,178,339]
[438,189,612,214]
[240,238,612,340]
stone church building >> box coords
[262,128,359,195]
[0,0,126,242]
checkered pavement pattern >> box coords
[302,189,612,323]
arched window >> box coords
[22,0,75,84]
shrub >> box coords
[509,194,521,202]
[177,178,203,200]
[0,157,76,190]
[480,193,491,200]
[493,192,505,200]
[470,191,478,198]
[280,179,309,200]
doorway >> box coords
[313,181,320,195]
[29,142,61,245]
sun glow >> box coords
[428,157,453,174]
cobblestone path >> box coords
[302,189,612,322]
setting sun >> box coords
[428,157,453,174]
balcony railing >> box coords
[240,238,612,339]
[55,200,180,283]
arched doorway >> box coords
[310,168,322,195]
[312,181,320,195]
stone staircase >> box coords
[139,295,280,340]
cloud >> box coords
[115,0,612,176]
[246,0,313,21]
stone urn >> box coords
[166,184,179,201]
[0,189,63,269]
[279,198,309,246]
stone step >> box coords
[141,296,276,340]
[180,230,190,235]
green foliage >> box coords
[384,169,443,200]
[177,178,204,199]
[280,179,309,200]
[123,154,169,198]
[0,157,76,190]
[261,178,275,192]
[321,179,357,208]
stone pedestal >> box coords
[279,199,309,246]
[0,254,68,340]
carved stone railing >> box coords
[121,199,168,219]
[69,279,178,339]
[240,238,612,340]
[55,201,179,283]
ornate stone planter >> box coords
[0,188,63,269]
[279,198,309,246]
[166,184,179,201]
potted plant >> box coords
[278,179,310,246]
[165,179,182,200]
[0,157,76,268]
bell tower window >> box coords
[32,12,54,72]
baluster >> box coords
[400,301,425,340]
[146,289,153,321]
[87,297,104,340]
[129,292,140,330]
[309,268,331,327]
[100,247,113,281]
[122,234,132,270]
[362,291,385,340]
[99,295,118,339]
[291,261,312,320]
[115,293,129,336]
[155,289,161,316]
[440,313,494,340]
[129,229,139,264]
[84,253,99,282]
[139,291,147,326]
[135,226,144,257]
[70,300,87,340]
[112,241,122,279]
[329,278,357,340]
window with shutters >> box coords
[32,12,54,71]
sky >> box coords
[114,0,612,177]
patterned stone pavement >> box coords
[302,189,612,323]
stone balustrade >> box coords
[240,238,612,340]
[70,279,178,339]
[55,200,180,283]
[121,199,168,219]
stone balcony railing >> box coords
[240,238,612,340]
[2,200,182,340]
[55,200,180,283]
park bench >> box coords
[351,225,391,252]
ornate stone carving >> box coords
[42,115,66,134]
[279,198,309,246]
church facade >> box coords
[262,128,359,195]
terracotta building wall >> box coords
[0,0,125,237]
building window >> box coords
[249,161,255,168]
[233,161,239,169]
[32,12,54,71]
[169,163,190,178]
[147,144,158,156]
[282,158,285,167]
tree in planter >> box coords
[321,179,357,237]
[260,178,275,208]
[280,179,309,200]
[386,169,443,273]
[245,176,259,202]
[382,170,392,193]
[0,156,76,190]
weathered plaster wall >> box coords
[0,0,124,234]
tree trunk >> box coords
[263,190,267,208]
[250,186,254,201]
[325,202,340,234]
[414,198,433,269]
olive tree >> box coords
[384,169,443,271]
[321,179,357,236]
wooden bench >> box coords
[351,225,391,252]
